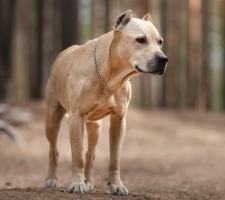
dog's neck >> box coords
[95,32,137,96]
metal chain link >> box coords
[94,40,115,94]
[93,40,131,94]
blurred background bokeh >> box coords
[0,0,225,111]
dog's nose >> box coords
[157,55,168,65]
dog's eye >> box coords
[158,38,163,46]
[136,37,147,44]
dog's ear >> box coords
[114,10,132,31]
[142,13,152,22]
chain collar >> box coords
[94,40,115,94]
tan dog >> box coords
[44,10,168,195]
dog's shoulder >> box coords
[56,45,80,61]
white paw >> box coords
[44,178,58,188]
[68,181,86,194]
[109,182,129,196]
[85,180,94,191]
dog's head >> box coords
[113,10,168,75]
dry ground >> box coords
[0,102,225,200]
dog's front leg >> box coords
[85,120,101,190]
[68,112,86,194]
[108,113,128,196]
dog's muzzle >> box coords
[147,54,168,75]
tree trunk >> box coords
[163,0,177,108]
[188,0,202,108]
[107,0,122,30]
[53,0,62,58]
[199,0,210,110]
[222,0,225,110]
[120,0,133,14]
[91,0,106,38]
[9,0,30,105]
[61,0,79,48]
[149,0,164,108]
[160,0,167,107]
[40,0,54,97]
[104,0,110,33]
[0,0,15,99]
[29,0,41,99]
[177,0,189,109]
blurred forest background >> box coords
[0,0,225,111]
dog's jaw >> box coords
[133,62,167,75]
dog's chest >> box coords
[82,95,118,122]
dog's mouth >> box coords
[135,65,167,75]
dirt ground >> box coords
[0,102,225,200]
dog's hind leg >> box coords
[85,120,101,190]
[44,84,66,188]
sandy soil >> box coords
[0,102,225,200]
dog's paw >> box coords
[109,182,129,196]
[68,181,86,194]
[85,180,94,191]
[44,178,58,188]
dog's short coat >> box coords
[44,10,168,195]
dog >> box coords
[44,10,168,196]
